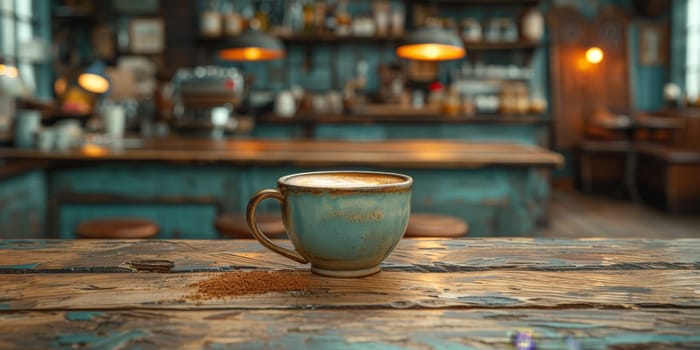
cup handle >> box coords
[246,189,308,264]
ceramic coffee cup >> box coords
[247,170,413,277]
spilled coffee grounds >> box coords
[189,271,321,300]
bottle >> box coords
[223,1,243,36]
[443,85,460,116]
[303,0,315,33]
[255,1,270,32]
[335,0,351,36]
[314,1,326,33]
[240,0,255,30]
[200,0,222,37]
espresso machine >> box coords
[172,66,245,138]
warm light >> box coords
[54,77,67,96]
[0,64,18,78]
[80,143,108,157]
[585,47,604,64]
[218,47,285,61]
[78,73,110,94]
[396,43,465,61]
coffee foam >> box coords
[285,172,406,188]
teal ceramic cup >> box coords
[247,171,413,277]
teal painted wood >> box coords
[249,124,306,138]
[59,204,219,239]
[0,170,46,238]
[48,161,550,237]
[248,166,547,236]
[50,164,243,210]
[50,164,243,238]
[314,124,387,140]
[261,123,549,146]
[630,21,667,112]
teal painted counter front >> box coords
[48,163,548,238]
[1,138,561,238]
[0,170,46,238]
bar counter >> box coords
[0,238,698,348]
[0,138,562,237]
[0,137,562,168]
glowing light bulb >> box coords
[78,73,110,94]
[585,47,604,64]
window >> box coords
[687,0,700,103]
[0,0,50,97]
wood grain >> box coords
[0,238,698,349]
[0,138,563,168]
[1,269,698,311]
[2,309,699,350]
[0,239,697,273]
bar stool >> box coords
[403,213,469,238]
[215,213,287,239]
[75,218,159,239]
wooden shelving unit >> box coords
[257,112,551,125]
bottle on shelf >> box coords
[200,0,223,38]
[255,1,270,32]
[335,0,352,36]
[284,0,305,34]
[303,0,316,34]
[223,1,243,37]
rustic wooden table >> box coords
[1,238,698,349]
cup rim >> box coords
[278,170,413,191]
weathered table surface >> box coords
[1,238,698,349]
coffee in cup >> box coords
[246,170,413,277]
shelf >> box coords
[198,34,541,51]
[407,0,538,4]
[257,112,551,125]
[278,34,405,43]
[464,40,541,50]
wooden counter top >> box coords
[0,138,563,168]
[0,238,698,349]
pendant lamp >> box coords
[396,26,465,61]
[218,29,286,61]
[78,60,110,95]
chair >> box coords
[403,213,469,238]
[76,218,159,239]
[215,212,286,239]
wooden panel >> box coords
[1,239,697,273]
[548,6,631,149]
[2,309,699,350]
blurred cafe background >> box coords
[0,0,698,239]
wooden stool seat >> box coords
[76,218,159,239]
[215,213,286,239]
[404,213,469,238]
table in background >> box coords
[1,238,699,349]
[585,115,684,200]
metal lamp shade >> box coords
[218,30,286,61]
[78,61,110,94]
[396,27,465,61]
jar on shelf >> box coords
[461,18,482,43]
[500,18,519,43]
[390,2,405,37]
[484,18,501,42]
[514,83,530,115]
[521,7,544,42]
